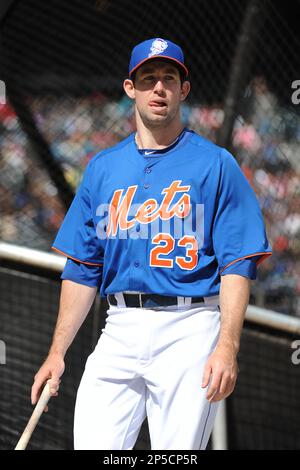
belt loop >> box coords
[139,293,142,308]
[177,296,185,308]
[184,296,192,307]
[114,292,126,308]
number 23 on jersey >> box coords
[150,233,198,270]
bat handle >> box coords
[15,383,52,450]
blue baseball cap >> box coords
[129,38,189,78]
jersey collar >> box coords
[135,128,187,157]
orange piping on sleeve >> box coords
[220,251,272,274]
[51,246,103,267]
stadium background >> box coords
[0,0,300,450]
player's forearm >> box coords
[217,274,251,355]
[49,280,98,358]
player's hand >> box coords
[201,345,238,402]
[31,353,65,412]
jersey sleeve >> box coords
[61,258,103,288]
[213,149,272,274]
[51,160,103,267]
[220,258,257,280]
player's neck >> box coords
[135,120,184,150]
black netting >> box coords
[0,265,93,449]
[228,322,300,450]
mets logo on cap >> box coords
[148,38,168,57]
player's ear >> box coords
[180,80,191,101]
[123,79,135,99]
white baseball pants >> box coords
[74,298,221,450]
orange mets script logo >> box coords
[107,180,191,237]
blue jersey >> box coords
[52,129,272,297]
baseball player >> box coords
[31,38,272,450]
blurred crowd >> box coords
[0,76,299,314]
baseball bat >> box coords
[15,383,52,450]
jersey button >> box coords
[144,183,150,189]
[145,167,151,174]
[134,261,140,268]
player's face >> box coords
[124,61,190,129]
